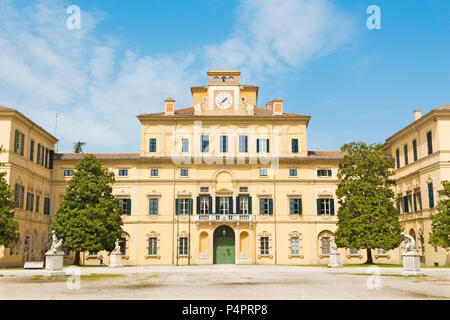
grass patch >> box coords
[80,273,125,281]
[29,275,68,281]
[343,264,403,268]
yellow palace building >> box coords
[0,70,448,267]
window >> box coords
[260,168,268,176]
[14,130,25,156]
[289,169,297,177]
[413,191,422,211]
[239,135,248,152]
[317,169,332,177]
[200,196,209,214]
[179,237,188,255]
[149,138,157,152]
[182,138,189,152]
[200,187,209,193]
[29,140,34,161]
[118,169,128,177]
[256,139,269,153]
[239,187,248,193]
[201,135,209,152]
[120,238,126,256]
[36,144,44,166]
[45,148,49,168]
[395,149,400,168]
[26,193,34,212]
[404,144,408,165]
[291,139,298,153]
[412,139,418,161]
[350,248,359,255]
[321,237,331,255]
[35,195,40,213]
[219,197,229,215]
[403,195,409,213]
[180,169,189,177]
[220,135,228,153]
[426,131,433,155]
[150,169,159,177]
[291,237,300,255]
[119,199,131,215]
[377,248,387,255]
[289,198,302,214]
[259,198,273,215]
[14,184,24,209]
[177,198,192,215]
[260,237,269,255]
[317,198,335,215]
[149,198,158,215]
[89,251,98,257]
[239,196,249,214]
[64,169,73,177]
[43,198,50,215]
[148,237,158,255]
[428,182,434,208]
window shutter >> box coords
[260,198,265,215]
[196,196,200,215]
[317,199,322,215]
[269,198,273,215]
[256,139,260,153]
[228,196,233,214]
[428,183,434,208]
[299,198,302,214]
[330,198,335,215]
[155,198,158,214]
[403,196,409,213]
[126,199,131,215]
[176,199,179,215]
[189,198,193,215]
[20,133,24,155]
[248,196,252,215]
[266,139,270,152]
[49,150,54,169]
[427,131,433,155]
[236,196,240,214]
[14,130,19,153]
[208,196,212,214]
[216,197,220,214]
[327,170,332,177]
[290,198,295,214]
[317,170,321,177]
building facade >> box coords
[0,70,448,266]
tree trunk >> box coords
[74,251,80,266]
[365,248,373,264]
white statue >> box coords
[401,232,416,253]
[330,240,338,254]
[49,230,63,253]
[112,239,121,255]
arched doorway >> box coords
[213,225,235,264]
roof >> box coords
[137,106,309,118]
[385,103,450,143]
[54,150,343,161]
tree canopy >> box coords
[334,142,403,263]
[52,154,123,264]
[429,180,450,248]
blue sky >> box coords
[1,0,449,153]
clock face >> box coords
[215,91,233,109]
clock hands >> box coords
[221,97,228,104]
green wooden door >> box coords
[213,226,235,264]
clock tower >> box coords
[191,69,258,116]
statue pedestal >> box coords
[109,253,123,268]
[45,251,65,276]
[402,251,423,276]
[328,252,343,268]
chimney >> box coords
[272,98,283,115]
[266,101,273,111]
[165,98,175,115]
[414,109,422,121]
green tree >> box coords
[429,180,450,248]
[52,154,123,265]
[334,142,403,264]
[0,145,19,248]
[73,141,86,153]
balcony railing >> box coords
[194,214,254,223]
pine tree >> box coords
[334,142,403,264]
[52,154,123,265]
[429,180,450,248]
[0,145,19,248]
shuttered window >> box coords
[291,139,298,153]
[259,198,273,215]
[412,139,418,161]
[428,183,434,208]
[404,144,408,166]
[395,149,400,168]
[43,198,50,215]
[426,131,433,155]
[149,198,158,215]
[317,198,335,215]
[289,198,302,214]
[220,135,228,153]
[119,198,131,215]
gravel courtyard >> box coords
[0,265,448,300]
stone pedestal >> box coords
[109,253,123,268]
[328,252,343,268]
[45,251,65,276]
[402,251,423,276]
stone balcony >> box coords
[194,214,255,229]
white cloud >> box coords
[0,0,353,153]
